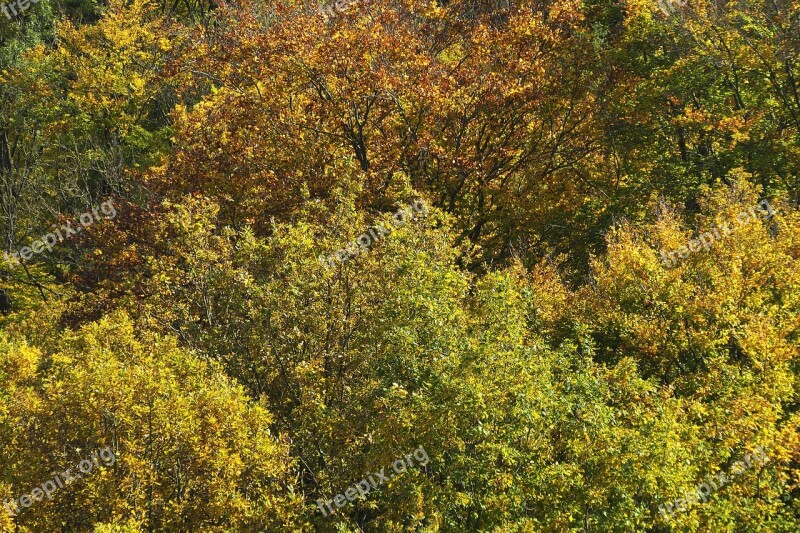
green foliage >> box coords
[0,312,304,531]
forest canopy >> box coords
[0,0,799,530]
